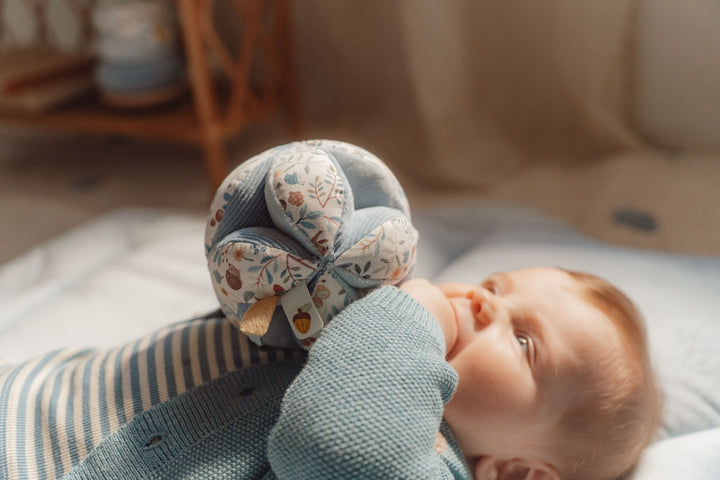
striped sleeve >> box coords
[0,317,304,480]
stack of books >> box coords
[0,49,95,113]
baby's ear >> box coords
[473,456,560,480]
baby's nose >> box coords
[468,288,493,328]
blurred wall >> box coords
[290,0,643,188]
[3,0,719,188]
[634,0,720,151]
[288,0,431,183]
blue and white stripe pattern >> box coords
[0,314,304,480]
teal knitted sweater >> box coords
[1,287,470,479]
[267,287,470,479]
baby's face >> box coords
[440,267,624,461]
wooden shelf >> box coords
[0,94,205,143]
[0,0,299,189]
[0,84,274,145]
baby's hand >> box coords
[400,279,457,353]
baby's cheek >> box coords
[452,352,536,413]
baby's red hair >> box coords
[551,270,662,480]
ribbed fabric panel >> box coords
[217,228,312,258]
[209,160,275,253]
[0,317,303,480]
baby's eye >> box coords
[516,334,530,356]
[483,281,500,295]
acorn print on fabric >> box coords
[292,308,312,334]
[226,264,242,290]
[204,140,419,349]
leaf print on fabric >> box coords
[205,140,417,348]
[209,242,318,315]
[335,216,418,287]
[271,150,345,257]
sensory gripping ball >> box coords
[205,140,418,348]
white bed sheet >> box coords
[0,208,216,365]
[1,204,718,478]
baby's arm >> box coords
[267,286,466,479]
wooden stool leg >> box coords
[178,0,228,190]
[198,129,228,194]
[276,0,302,139]
[202,130,229,190]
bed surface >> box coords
[1,204,719,478]
[0,209,218,363]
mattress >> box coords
[1,203,718,478]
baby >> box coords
[0,267,659,480]
[406,268,662,480]
[268,267,661,480]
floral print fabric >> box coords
[205,140,418,348]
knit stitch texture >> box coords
[268,287,470,479]
[1,287,471,479]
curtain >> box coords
[292,0,642,189]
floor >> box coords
[1,117,720,266]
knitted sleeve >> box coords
[267,286,462,479]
